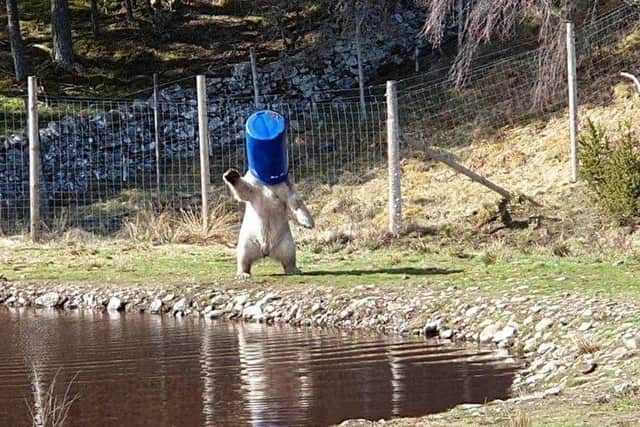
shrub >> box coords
[580,119,640,220]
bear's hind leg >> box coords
[237,240,262,279]
[272,232,301,275]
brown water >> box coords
[0,308,517,427]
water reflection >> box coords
[0,308,517,427]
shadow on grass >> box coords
[270,267,464,277]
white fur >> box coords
[223,169,314,279]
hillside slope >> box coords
[298,82,640,258]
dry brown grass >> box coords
[121,197,238,245]
[504,411,533,427]
[294,82,640,257]
[27,367,79,427]
[574,334,602,356]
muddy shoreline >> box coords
[2,279,639,424]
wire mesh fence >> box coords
[0,99,29,234]
[0,3,639,237]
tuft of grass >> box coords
[574,334,602,356]
[504,411,533,427]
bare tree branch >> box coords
[620,72,640,95]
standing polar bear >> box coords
[223,168,314,279]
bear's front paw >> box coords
[236,271,251,280]
[223,169,241,185]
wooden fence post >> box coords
[153,73,161,196]
[196,75,211,233]
[356,18,366,119]
[386,81,402,236]
[566,22,579,183]
[250,47,260,109]
[28,76,41,242]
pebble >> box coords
[578,322,593,332]
[581,359,598,374]
[623,334,640,350]
[493,326,517,343]
[535,318,553,332]
[440,329,454,339]
[207,309,225,319]
[537,342,556,355]
[465,306,482,318]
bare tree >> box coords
[51,0,75,71]
[418,0,591,108]
[90,0,100,36]
[5,0,28,81]
[124,0,134,21]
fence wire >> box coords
[0,3,639,235]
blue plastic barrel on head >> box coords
[245,110,289,185]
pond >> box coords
[0,308,518,426]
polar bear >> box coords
[223,169,314,279]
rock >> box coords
[163,293,175,302]
[479,324,499,343]
[535,318,553,332]
[149,299,163,314]
[578,322,593,332]
[441,329,454,339]
[613,382,637,395]
[310,303,323,314]
[543,386,562,397]
[83,294,96,307]
[234,295,249,307]
[524,337,538,353]
[493,326,517,343]
[623,334,640,350]
[339,308,354,320]
[107,297,124,312]
[423,319,442,337]
[64,299,79,310]
[207,309,225,319]
[465,306,482,318]
[610,347,632,360]
[612,259,625,267]
[537,342,556,355]
[540,361,558,374]
[35,292,61,308]
[580,359,597,374]
[243,304,263,320]
[173,298,189,311]
[211,295,226,306]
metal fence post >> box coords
[28,76,41,242]
[153,73,161,196]
[386,80,402,236]
[250,47,260,109]
[196,75,211,233]
[566,22,579,183]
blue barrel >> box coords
[245,110,289,185]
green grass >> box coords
[2,242,639,300]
